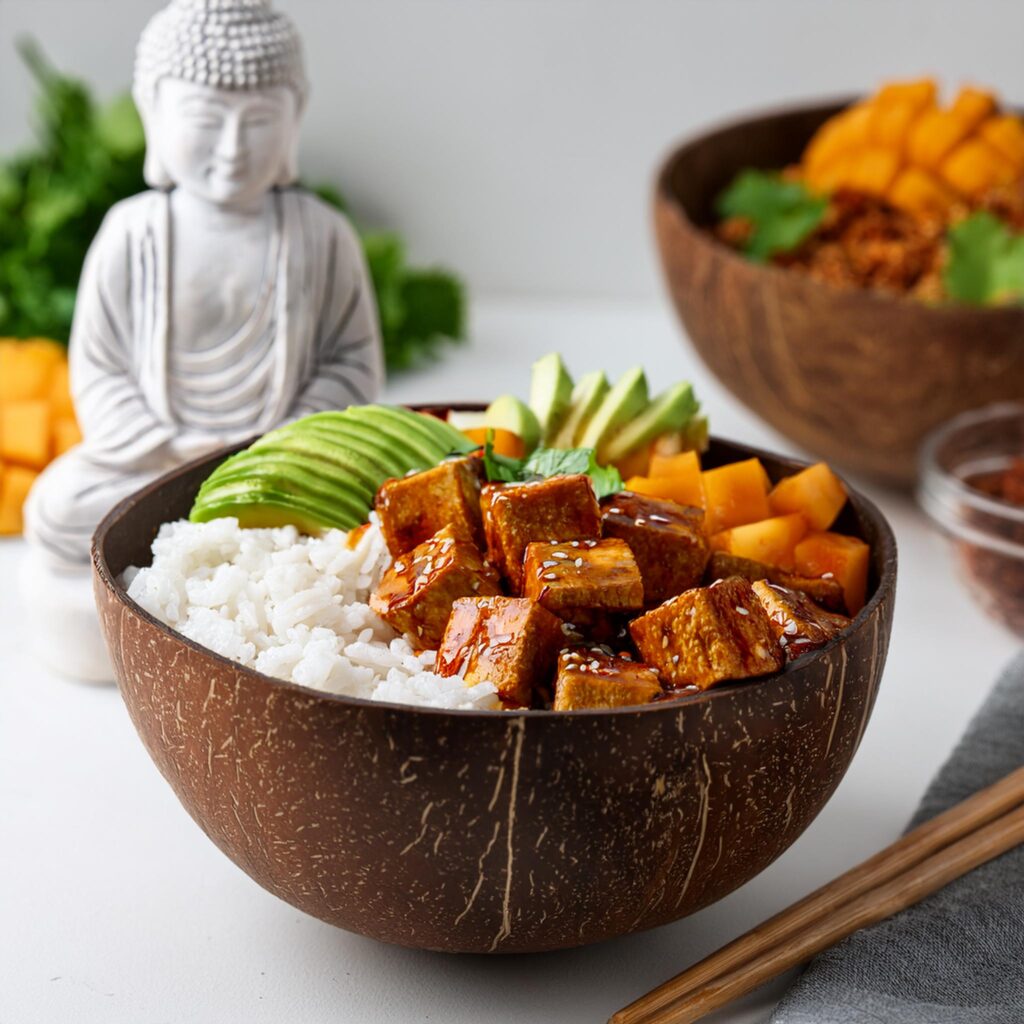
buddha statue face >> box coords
[146,78,299,206]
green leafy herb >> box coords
[482,433,624,499]
[944,211,1024,305]
[0,41,467,373]
[716,169,828,262]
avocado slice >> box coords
[601,382,699,464]
[485,394,542,452]
[529,352,574,444]
[553,370,609,448]
[359,404,472,455]
[578,367,649,454]
[191,484,366,532]
[447,410,488,432]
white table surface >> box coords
[1,296,1016,1024]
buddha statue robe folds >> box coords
[25,188,382,570]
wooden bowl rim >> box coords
[93,431,897,720]
[654,96,1024,322]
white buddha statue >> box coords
[21,0,384,681]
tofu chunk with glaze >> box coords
[374,456,484,557]
[752,580,851,660]
[481,474,602,592]
[601,492,709,605]
[370,525,500,648]
[523,538,644,618]
[706,551,847,614]
[554,648,662,710]
[436,596,564,707]
[629,577,783,690]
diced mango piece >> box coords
[53,417,82,456]
[462,427,525,459]
[0,464,39,535]
[907,109,973,170]
[941,138,1017,197]
[0,339,64,402]
[869,101,927,151]
[887,166,957,216]
[806,152,857,193]
[0,400,52,469]
[875,79,937,112]
[804,104,874,176]
[951,87,997,131]
[701,458,771,535]
[768,462,848,531]
[49,360,76,419]
[979,115,1024,172]
[711,513,809,571]
[793,531,871,616]
[846,146,903,196]
[649,449,701,479]
[625,473,704,510]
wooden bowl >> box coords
[654,101,1024,487]
[92,433,896,954]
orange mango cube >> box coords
[711,513,809,571]
[846,147,902,196]
[0,339,64,403]
[875,79,937,112]
[701,458,771,535]
[951,87,997,131]
[793,531,870,615]
[0,464,39,535]
[0,400,52,469]
[769,462,848,531]
[907,109,973,170]
[804,104,873,176]
[625,471,704,510]
[941,138,1017,196]
[53,417,83,456]
[462,427,525,459]
[887,166,957,216]
[979,115,1024,172]
[49,360,76,419]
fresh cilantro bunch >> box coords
[716,169,828,262]
[943,211,1024,305]
[481,433,624,499]
[0,41,466,374]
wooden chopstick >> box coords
[611,764,1024,1024]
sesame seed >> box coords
[608,507,622,514]
[636,517,647,526]
[553,551,569,560]
[543,572,558,581]
[590,660,600,670]
[571,541,580,548]
[575,557,583,567]
[394,561,405,572]
[649,514,669,523]
[662,635,669,648]
[822,572,835,579]
[736,606,749,616]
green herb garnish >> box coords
[716,169,828,262]
[0,41,466,373]
[944,211,1024,305]
[482,432,624,499]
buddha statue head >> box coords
[133,0,308,206]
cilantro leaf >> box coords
[944,211,1024,306]
[717,170,827,262]
[481,436,624,499]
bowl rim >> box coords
[653,95,1024,321]
[93,431,897,720]
[918,400,1024,556]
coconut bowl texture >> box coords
[654,100,1024,488]
[93,431,896,954]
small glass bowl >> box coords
[919,402,1024,636]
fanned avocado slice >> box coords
[553,370,610,448]
[485,394,541,452]
[357,405,472,456]
[529,352,574,444]
[601,382,699,463]
[578,367,649,453]
[190,486,366,532]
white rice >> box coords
[122,514,501,711]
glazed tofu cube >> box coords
[481,474,602,592]
[370,525,500,648]
[553,648,662,710]
[375,456,484,557]
[629,577,783,690]
[436,596,564,707]
[752,580,851,660]
[601,492,709,605]
[705,552,847,614]
[522,538,644,617]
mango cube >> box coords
[53,417,83,456]
[711,512,809,571]
[793,531,871,616]
[0,400,52,469]
[701,458,771,534]
[768,462,848,531]
[0,464,39,535]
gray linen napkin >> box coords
[770,651,1024,1024]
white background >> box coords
[1,3,1022,1023]
[2,0,1024,299]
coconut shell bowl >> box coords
[654,101,1024,488]
[93,430,896,954]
